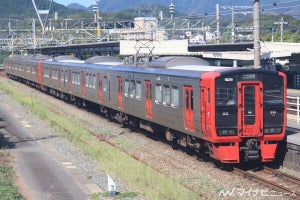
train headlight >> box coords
[264,127,282,134]
[217,129,237,136]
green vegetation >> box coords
[0,80,200,200]
[0,165,25,200]
[90,191,137,200]
[0,51,10,65]
[0,146,25,200]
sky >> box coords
[56,0,95,7]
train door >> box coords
[98,74,103,103]
[184,86,195,131]
[37,61,43,85]
[238,82,263,137]
[117,77,124,109]
[81,71,86,97]
[145,80,153,118]
[200,87,207,134]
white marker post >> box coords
[107,174,116,196]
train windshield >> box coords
[263,75,284,105]
[215,79,237,107]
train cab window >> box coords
[171,86,179,108]
[124,80,129,97]
[163,85,171,106]
[215,77,237,107]
[263,75,284,105]
[155,84,162,104]
[103,76,108,92]
[130,80,136,98]
[136,81,142,100]
[216,87,236,107]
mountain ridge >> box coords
[69,0,300,17]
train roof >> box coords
[147,56,210,69]
[52,55,84,63]
[7,54,52,61]
[85,56,123,65]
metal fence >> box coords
[287,96,300,123]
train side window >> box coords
[130,80,136,98]
[171,86,179,108]
[136,81,142,100]
[85,74,89,87]
[61,70,64,83]
[72,72,74,83]
[124,80,129,97]
[155,84,162,104]
[92,75,96,89]
[65,70,68,82]
[103,76,108,92]
[77,73,81,85]
[52,69,57,80]
[89,74,93,88]
[163,85,170,106]
[32,67,36,75]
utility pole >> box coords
[274,17,288,42]
[221,5,252,44]
[93,1,101,42]
[216,4,220,44]
[253,0,261,68]
[32,19,36,54]
[31,0,45,35]
[231,5,235,43]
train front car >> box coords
[200,69,286,163]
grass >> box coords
[0,80,200,200]
[90,191,138,200]
[0,148,25,200]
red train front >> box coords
[200,69,286,163]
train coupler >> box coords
[240,139,260,161]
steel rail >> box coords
[233,167,300,199]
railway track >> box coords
[233,166,300,199]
